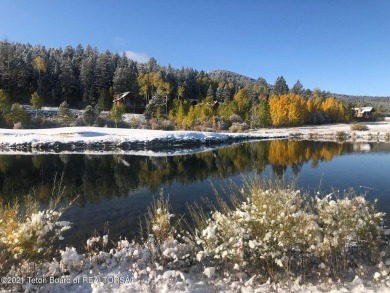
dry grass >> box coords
[351,123,369,131]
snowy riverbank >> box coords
[0,127,287,153]
[254,120,390,141]
[0,121,389,154]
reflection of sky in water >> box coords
[296,153,390,213]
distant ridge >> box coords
[207,70,390,99]
[207,70,263,87]
[207,69,389,112]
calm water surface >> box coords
[0,140,389,248]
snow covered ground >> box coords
[0,127,288,154]
[0,121,389,151]
[0,121,389,154]
[254,120,390,141]
[0,127,286,144]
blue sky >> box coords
[0,0,389,96]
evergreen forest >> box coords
[0,41,388,130]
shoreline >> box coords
[255,121,390,142]
[0,127,287,153]
[0,121,389,153]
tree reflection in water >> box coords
[1,140,389,247]
[0,140,356,204]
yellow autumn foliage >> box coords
[321,97,346,122]
[269,93,307,126]
[268,140,346,167]
[306,97,322,113]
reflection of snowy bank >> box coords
[0,127,287,153]
[0,142,251,156]
[353,143,371,152]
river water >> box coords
[0,139,389,248]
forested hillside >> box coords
[1,40,388,109]
[0,40,389,131]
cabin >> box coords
[113,92,146,114]
[352,107,375,120]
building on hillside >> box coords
[352,107,375,120]
[113,92,146,114]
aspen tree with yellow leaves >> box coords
[233,88,251,120]
[32,56,47,97]
[269,93,307,126]
[321,97,346,122]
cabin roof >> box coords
[113,92,136,102]
[361,107,374,113]
[352,107,374,112]
[119,91,131,98]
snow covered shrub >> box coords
[190,177,385,284]
[0,175,73,277]
[129,116,146,129]
[144,193,176,244]
[85,234,109,261]
[229,114,243,124]
[60,246,83,272]
[193,178,319,281]
[0,197,71,277]
[335,131,348,140]
[214,116,229,131]
[13,121,23,129]
[351,123,369,131]
[229,122,249,133]
[159,119,175,130]
[315,191,384,277]
[0,200,20,275]
[149,118,175,130]
[142,193,197,269]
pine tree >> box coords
[273,76,289,95]
[57,101,75,126]
[206,85,215,99]
[95,51,114,93]
[97,88,112,111]
[80,45,98,104]
[83,105,99,126]
[144,94,166,119]
[60,47,79,105]
[291,80,304,95]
